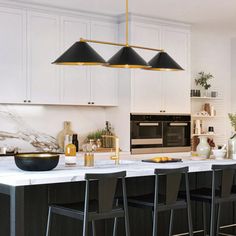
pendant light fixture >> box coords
[53,41,106,65]
[105,0,149,69]
[145,52,184,71]
[52,0,183,71]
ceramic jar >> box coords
[196,136,211,158]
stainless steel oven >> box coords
[130,114,191,154]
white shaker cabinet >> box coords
[27,11,60,104]
[161,27,190,114]
[131,23,163,113]
[90,22,118,106]
[0,8,27,103]
[130,23,190,114]
[60,17,91,105]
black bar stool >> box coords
[45,171,130,236]
[189,164,236,236]
[127,167,193,236]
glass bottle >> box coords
[65,143,77,166]
[72,134,79,152]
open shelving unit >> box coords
[191,94,224,150]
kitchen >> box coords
[0,0,236,235]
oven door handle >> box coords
[169,122,189,126]
[139,122,159,126]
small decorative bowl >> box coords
[14,153,60,171]
[212,149,227,160]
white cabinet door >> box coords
[90,22,118,106]
[161,27,190,114]
[61,17,90,105]
[28,11,60,104]
[131,23,163,113]
[0,8,27,103]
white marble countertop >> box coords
[0,152,236,187]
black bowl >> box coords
[14,153,59,171]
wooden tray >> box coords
[142,158,182,163]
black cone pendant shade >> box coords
[52,41,106,65]
[106,46,150,68]
[146,52,184,71]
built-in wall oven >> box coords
[131,114,191,154]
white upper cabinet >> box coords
[130,22,190,114]
[161,27,190,114]
[60,17,90,105]
[131,23,163,113]
[90,22,118,106]
[0,8,27,103]
[27,11,60,104]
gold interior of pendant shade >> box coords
[54,62,107,66]
[144,68,182,71]
[105,64,150,69]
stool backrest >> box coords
[212,164,236,198]
[154,167,189,205]
[85,171,126,213]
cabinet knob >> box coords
[163,110,166,112]
[88,102,91,104]
[28,100,31,103]
[23,100,27,103]
[160,110,162,113]
[91,102,94,105]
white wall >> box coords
[191,25,233,145]
[231,38,236,112]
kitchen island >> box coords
[1,153,236,236]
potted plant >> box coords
[195,71,214,97]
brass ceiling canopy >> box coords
[53,0,184,71]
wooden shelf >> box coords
[191,115,224,119]
[192,133,217,137]
[191,97,221,100]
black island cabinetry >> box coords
[0,172,236,236]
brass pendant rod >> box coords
[80,38,164,52]
[126,0,129,46]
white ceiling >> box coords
[7,0,236,28]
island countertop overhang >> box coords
[0,153,236,187]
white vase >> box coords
[196,136,211,158]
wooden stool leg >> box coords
[203,203,207,236]
[216,204,221,236]
[92,220,96,236]
[210,203,216,236]
[169,210,174,236]
[113,217,118,236]
[46,207,52,236]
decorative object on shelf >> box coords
[72,134,79,152]
[203,103,211,115]
[195,71,214,97]
[211,91,218,98]
[53,0,183,71]
[193,111,210,117]
[193,119,202,135]
[190,89,201,97]
[208,126,215,135]
[57,121,74,150]
[196,136,211,158]
[228,113,236,160]
[212,149,226,160]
